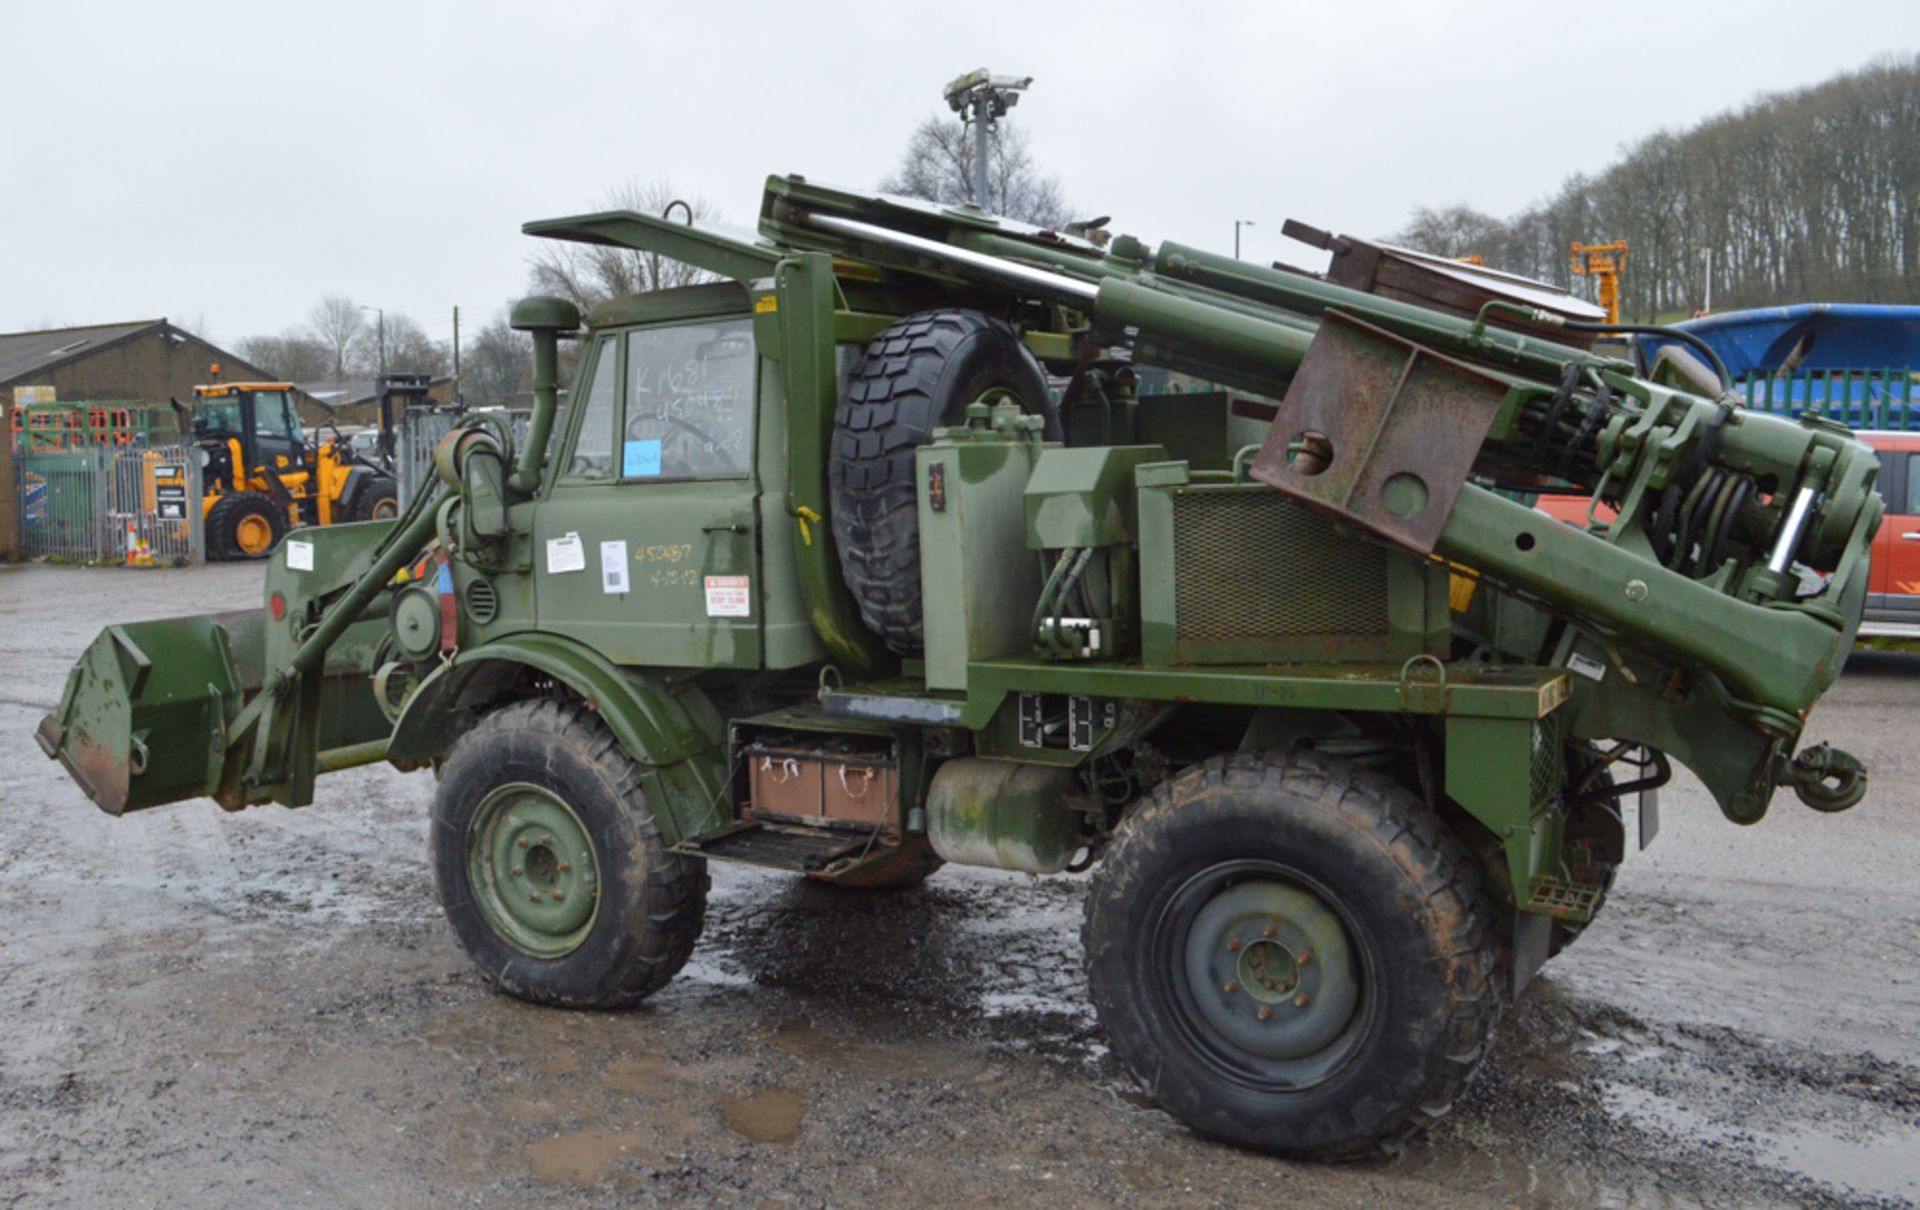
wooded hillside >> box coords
[1389,55,1919,319]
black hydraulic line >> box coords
[1560,320,1733,394]
[1533,363,1583,464]
[1674,469,1724,576]
[1649,482,1684,565]
[1706,475,1751,572]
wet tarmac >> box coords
[1,562,1916,1207]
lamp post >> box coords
[360,305,386,377]
[1235,219,1256,260]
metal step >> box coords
[674,820,874,873]
[1524,875,1606,924]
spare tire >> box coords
[829,310,1057,655]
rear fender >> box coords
[389,633,728,844]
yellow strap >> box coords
[795,505,823,547]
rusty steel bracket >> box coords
[1250,309,1513,553]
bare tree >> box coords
[235,333,333,382]
[366,313,450,376]
[881,115,1072,228]
[309,294,367,379]
[463,311,533,407]
[527,179,719,313]
[1387,53,1920,318]
[1385,205,1510,260]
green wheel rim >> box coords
[466,782,601,958]
[1157,861,1372,1090]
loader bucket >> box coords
[35,610,262,815]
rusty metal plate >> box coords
[1249,309,1511,553]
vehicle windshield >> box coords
[199,399,242,434]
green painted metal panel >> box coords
[918,431,1048,690]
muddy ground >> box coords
[1,562,1916,1208]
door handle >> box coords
[702,522,748,535]
[1902,532,1920,541]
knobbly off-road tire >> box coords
[430,699,709,1009]
[806,837,945,889]
[206,491,287,561]
[1084,751,1501,1159]
[348,475,399,522]
[830,309,1058,656]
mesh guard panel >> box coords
[1172,491,1390,644]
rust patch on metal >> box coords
[1249,310,1511,553]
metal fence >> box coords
[1740,367,1919,430]
[12,445,203,565]
[397,409,533,506]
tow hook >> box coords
[1778,742,1868,813]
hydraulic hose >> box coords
[1556,320,1733,394]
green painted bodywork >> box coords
[389,632,727,845]
[917,420,1052,690]
[38,172,1881,964]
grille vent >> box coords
[1171,491,1389,644]
[464,579,498,625]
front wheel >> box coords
[1083,752,1500,1159]
[349,476,399,522]
[430,699,708,1009]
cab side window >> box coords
[1906,453,1920,515]
[566,338,619,480]
[622,317,755,479]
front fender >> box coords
[390,633,728,843]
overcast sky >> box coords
[2,0,1910,350]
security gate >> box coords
[12,445,204,565]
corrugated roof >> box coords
[0,319,165,385]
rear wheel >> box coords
[349,476,399,522]
[1084,751,1500,1159]
[206,491,286,560]
[430,699,708,1009]
[830,309,1058,655]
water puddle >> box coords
[524,1127,654,1184]
[1603,1081,1920,1202]
[718,1086,807,1143]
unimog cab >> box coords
[39,177,1880,1159]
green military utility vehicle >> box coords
[39,178,1879,1158]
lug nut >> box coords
[1226,936,1242,952]
[1295,993,1310,1008]
[510,867,522,876]
[1262,923,1277,938]
[1257,1006,1273,1021]
[550,891,563,902]
[557,862,570,873]
[528,893,540,903]
[1297,951,1312,965]
[516,838,529,849]
[1223,979,1239,993]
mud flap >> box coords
[1512,912,1553,999]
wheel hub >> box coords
[468,783,600,957]
[1183,878,1360,1062]
[235,514,272,555]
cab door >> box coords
[1868,439,1920,624]
[533,314,763,668]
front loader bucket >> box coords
[36,611,261,815]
